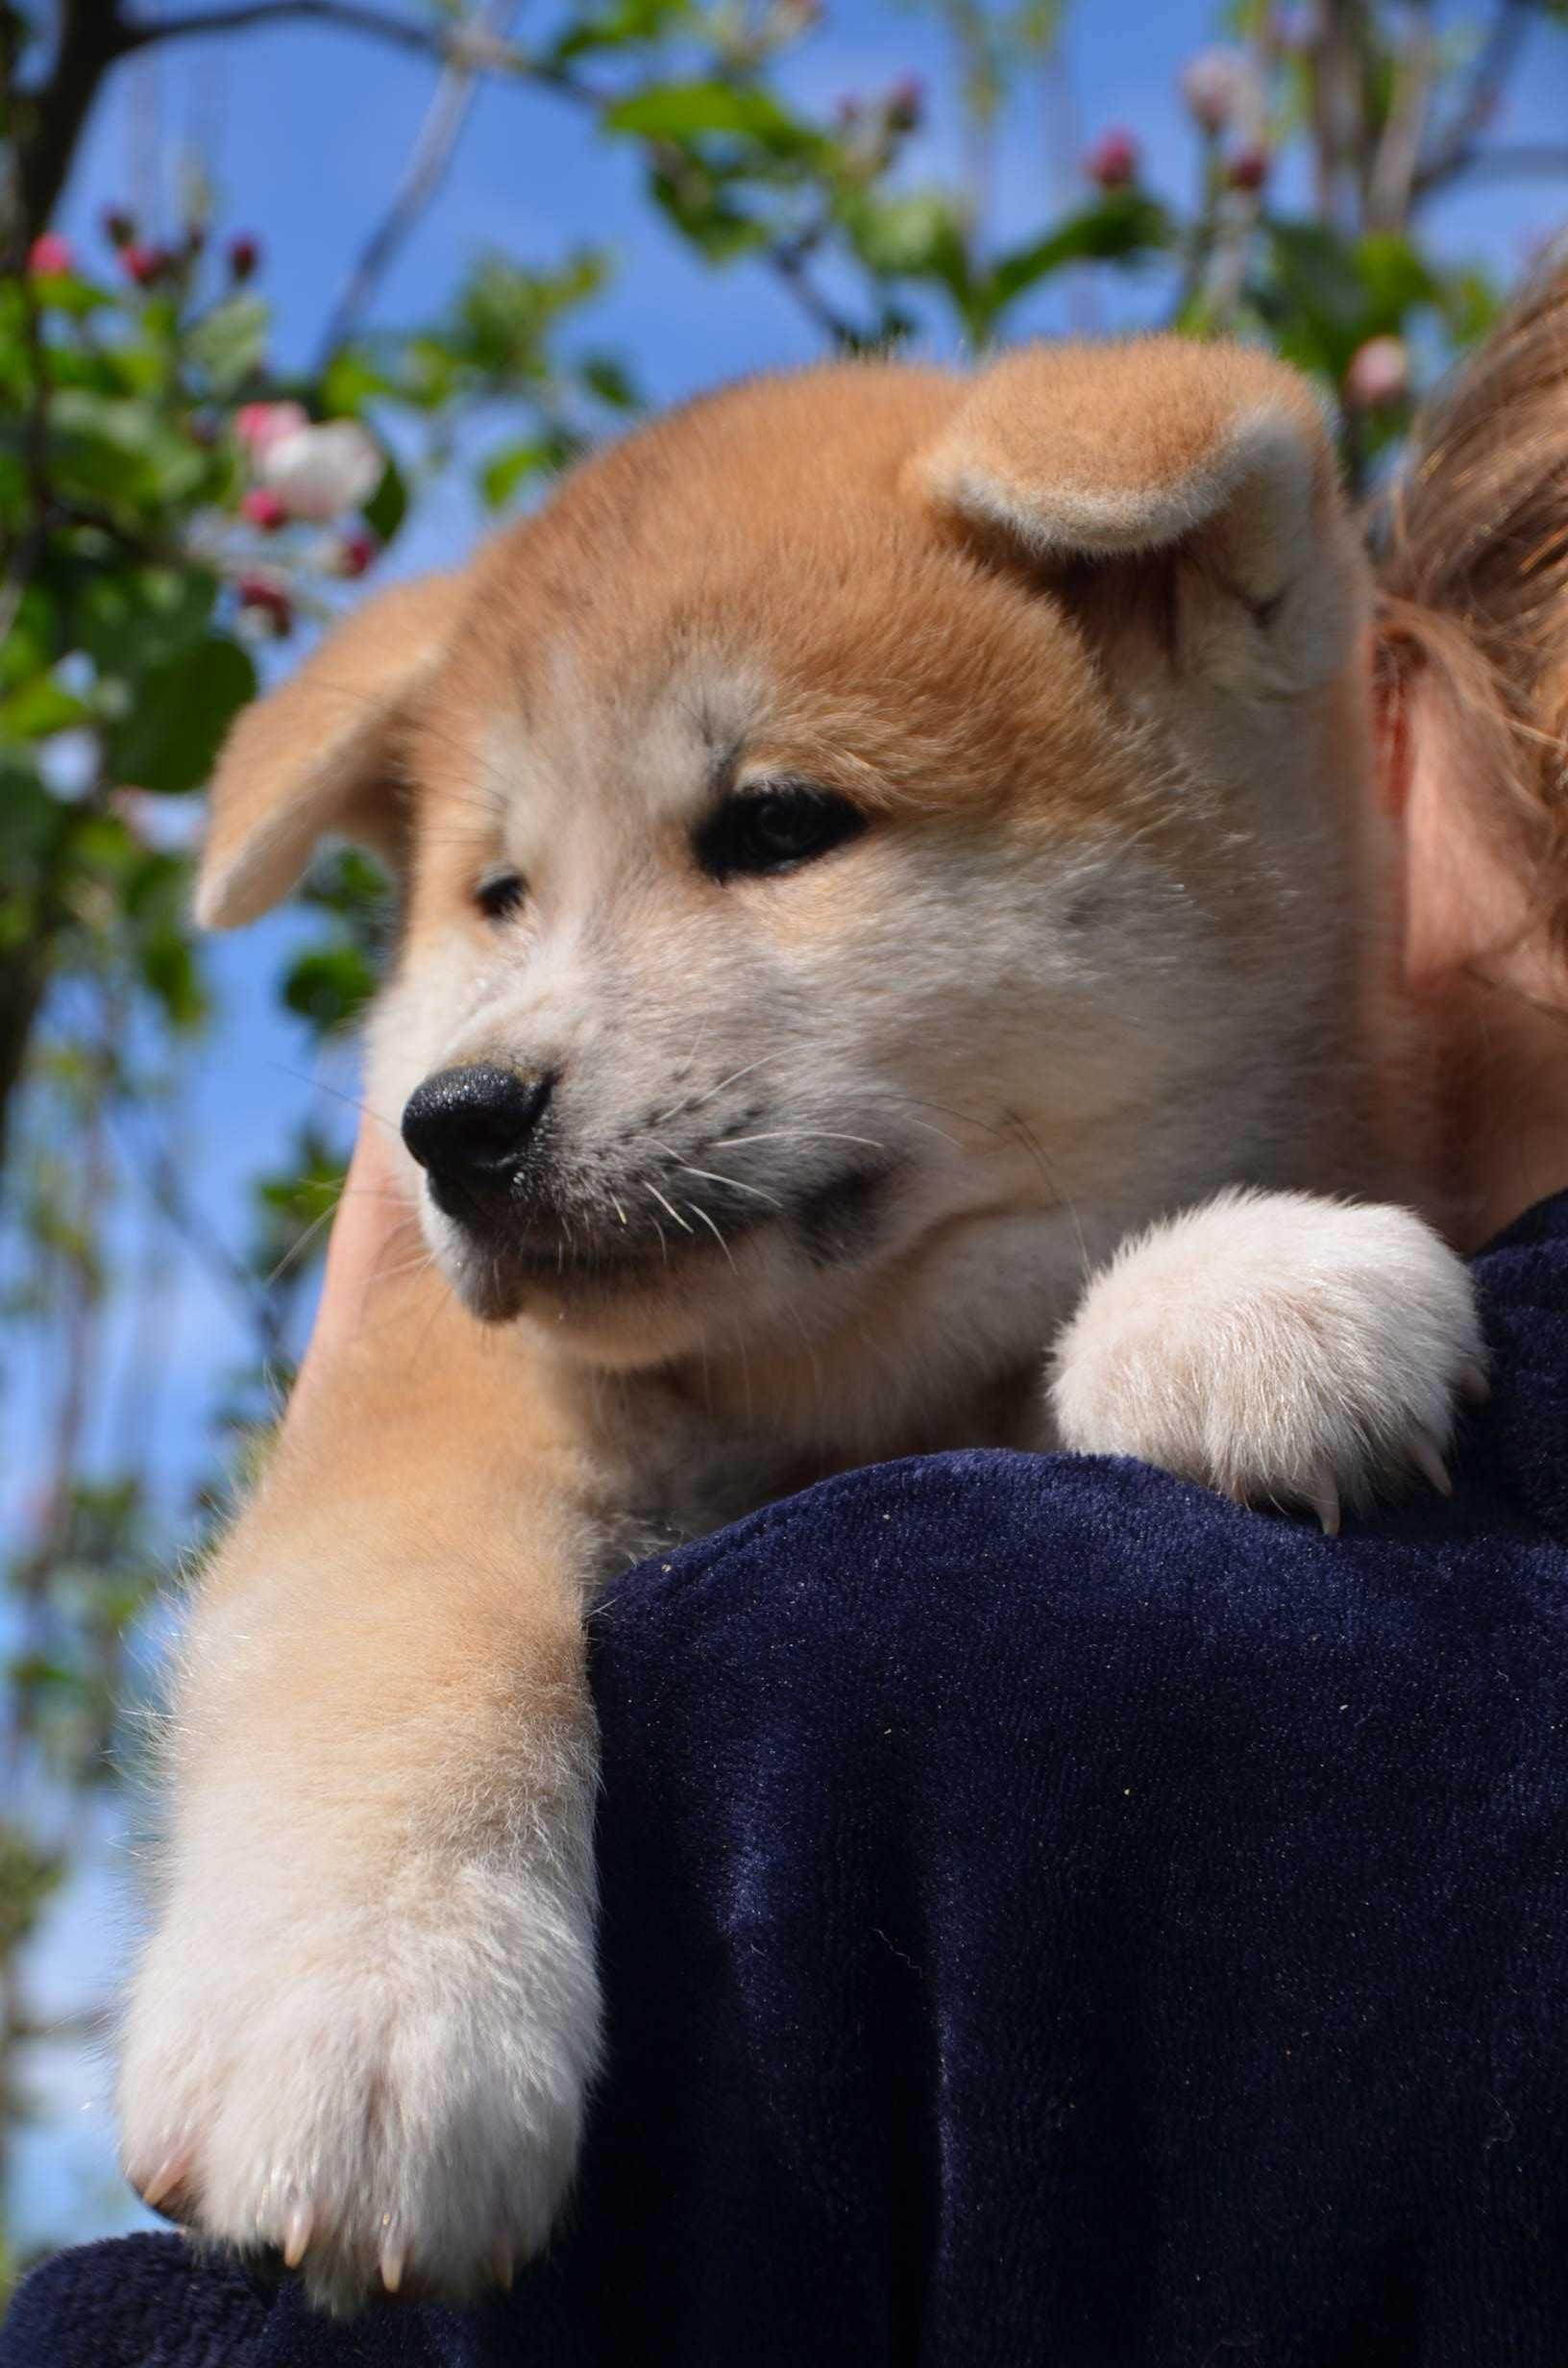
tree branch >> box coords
[125,0,872,356]
[1413,0,1537,197]
[0,0,129,266]
[312,0,522,370]
[1366,2,1438,234]
[116,1,525,73]
[1419,140,1568,189]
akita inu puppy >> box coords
[119,338,1483,2312]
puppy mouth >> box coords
[435,1157,901,1320]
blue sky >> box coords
[10,0,1568,2261]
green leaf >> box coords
[649,166,766,262]
[320,346,393,416]
[0,673,91,741]
[186,293,270,395]
[139,925,207,1028]
[579,353,640,411]
[0,584,56,690]
[282,944,377,1033]
[298,847,391,917]
[42,389,209,514]
[29,270,110,320]
[984,191,1173,318]
[75,565,217,678]
[478,435,578,509]
[606,81,824,160]
[840,190,972,309]
[108,634,257,793]
[362,453,407,543]
[1352,233,1437,326]
[551,0,692,60]
[1433,263,1500,349]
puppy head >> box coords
[201,342,1376,1379]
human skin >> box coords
[1382,673,1568,1249]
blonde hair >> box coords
[1377,250,1568,939]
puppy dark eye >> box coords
[475,870,527,922]
[698,784,864,882]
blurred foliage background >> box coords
[2,0,1566,2294]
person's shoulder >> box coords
[601,1446,1382,1662]
[597,1186,1568,1670]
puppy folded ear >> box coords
[921,337,1355,693]
[195,572,464,929]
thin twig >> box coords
[312,0,523,369]
[1419,141,1568,189]
[116,1,525,72]
[0,276,52,646]
[1366,2,1438,233]
[1413,0,1537,196]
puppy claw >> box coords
[1460,1360,1491,1404]
[380,2237,405,2297]
[282,2203,314,2270]
[1411,1434,1453,1497]
[136,2148,194,2217]
[493,2244,515,2292]
[1308,1481,1341,1538]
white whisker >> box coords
[677,1166,785,1209]
[663,1053,781,1123]
[645,1183,695,1236]
[685,1200,738,1271]
[712,1129,886,1151]
[642,1194,670,1264]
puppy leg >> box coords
[1047,1189,1486,1530]
[119,1309,602,2314]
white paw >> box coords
[119,1846,600,2315]
[1048,1189,1487,1531]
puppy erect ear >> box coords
[195,572,465,929]
[921,337,1355,694]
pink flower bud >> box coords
[234,401,309,458]
[228,233,261,284]
[236,571,293,633]
[331,529,380,580]
[1344,334,1409,410]
[884,74,923,134]
[240,487,289,531]
[101,205,135,250]
[28,233,75,278]
[1084,129,1139,190]
[1227,145,1269,193]
[121,243,167,287]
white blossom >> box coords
[257,420,383,522]
[1180,47,1264,139]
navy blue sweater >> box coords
[8,1191,1567,2366]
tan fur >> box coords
[120,340,1482,2312]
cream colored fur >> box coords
[120,339,1483,2313]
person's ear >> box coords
[195,572,465,928]
[919,337,1359,696]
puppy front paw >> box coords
[1048,1189,1486,1531]
[119,1848,600,2315]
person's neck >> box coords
[1426,950,1568,1249]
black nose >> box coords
[401,1065,553,1201]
